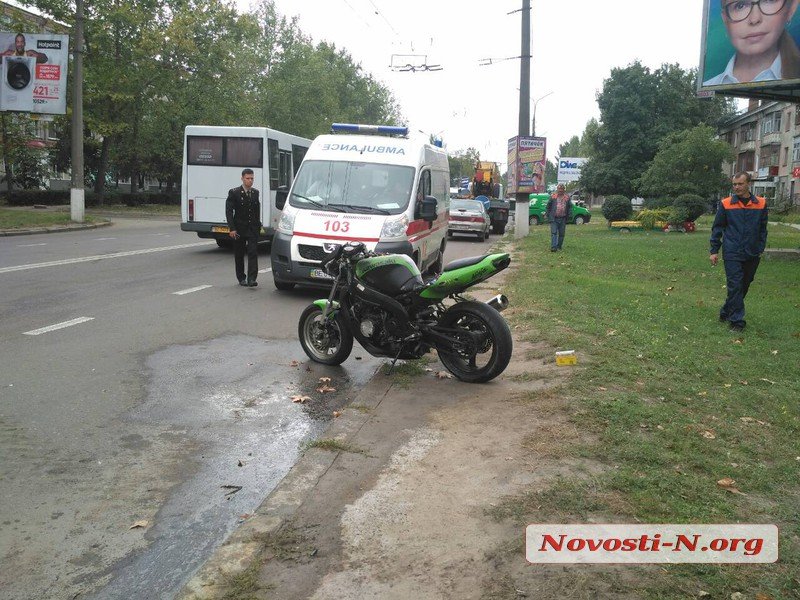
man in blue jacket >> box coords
[710,172,768,332]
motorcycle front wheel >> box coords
[437,301,513,383]
[298,304,354,365]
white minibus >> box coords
[181,126,311,246]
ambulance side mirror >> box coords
[420,196,437,222]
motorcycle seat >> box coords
[442,255,489,273]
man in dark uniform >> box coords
[710,171,768,332]
[225,168,261,287]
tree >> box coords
[448,148,480,184]
[637,125,733,198]
[579,61,736,198]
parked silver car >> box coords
[448,199,490,241]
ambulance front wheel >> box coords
[273,277,295,291]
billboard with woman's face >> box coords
[699,0,800,90]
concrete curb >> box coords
[0,220,113,237]
[178,371,397,599]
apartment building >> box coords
[718,98,800,208]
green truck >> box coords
[527,193,591,226]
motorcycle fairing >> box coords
[419,253,510,300]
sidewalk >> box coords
[0,220,113,236]
[178,247,587,600]
[0,205,180,236]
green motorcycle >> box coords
[298,242,513,383]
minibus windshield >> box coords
[289,160,415,215]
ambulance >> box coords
[270,123,450,290]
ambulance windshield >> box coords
[289,160,415,215]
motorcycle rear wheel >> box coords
[437,301,512,383]
[298,304,353,365]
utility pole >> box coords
[70,0,84,222]
[515,0,531,239]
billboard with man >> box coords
[0,32,69,114]
[698,0,800,92]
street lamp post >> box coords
[531,91,553,137]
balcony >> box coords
[760,131,782,146]
[738,140,756,152]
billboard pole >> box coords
[515,0,531,239]
[70,0,84,222]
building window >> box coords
[761,112,782,136]
[741,123,755,142]
[783,147,789,166]
[787,110,792,132]
[737,151,755,172]
[793,137,800,162]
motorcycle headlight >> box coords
[380,215,409,239]
[278,209,296,234]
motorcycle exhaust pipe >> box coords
[486,294,509,312]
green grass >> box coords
[501,220,800,598]
[303,438,366,454]
[0,208,101,229]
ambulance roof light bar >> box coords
[330,123,409,137]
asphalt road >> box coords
[0,217,497,600]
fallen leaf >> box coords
[333,411,341,418]
[760,378,776,385]
[756,593,774,600]
[290,360,300,367]
[291,395,311,403]
[733,339,743,344]
[129,520,148,530]
[683,325,689,331]
[425,368,434,372]
[697,391,708,397]
[740,380,748,386]
[740,416,756,423]
[666,286,674,291]
[656,425,664,430]
[435,371,454,379]
[702,430,716,439]
[771,350,778,355]
[724,383,732,388]
[717,477,747,495]
[636,354,644,359]
[316,385,336,393]
[318,377,332,384]
[606,329,617,336]
[598,386,607,391]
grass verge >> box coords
[498,219,800,598]
[0,207,101,229]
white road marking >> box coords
[0,241,215,275]
[16,243,47,247]
[93,237,117,241]
[258,267,272,274]
[24,317,95,336]
[173,285,213,295]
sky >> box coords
[235,0,707,170]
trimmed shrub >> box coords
[672,193,708,222]
[642,196,673,210]
[601,195,633,222]
[635,208,670,230]
[2,190,180,207]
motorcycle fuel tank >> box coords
[355,253,422,295]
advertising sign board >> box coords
[698,0,800,95]
[557,157,587,183]
[0,32,69,114]
[506,135,546,195]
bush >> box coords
[672,193,707,222]
[635,208,670,230]
[601,195,633,222]
[1,190,180,207]
[642,196,673,210]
